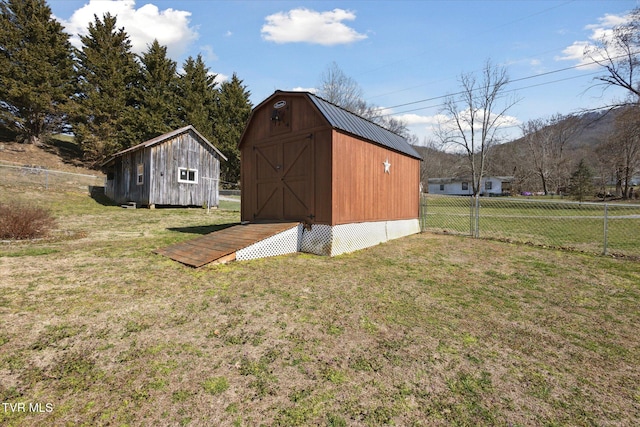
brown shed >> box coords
[102,125,226,208]
[239,91,423,256]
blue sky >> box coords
[49,0,637,143]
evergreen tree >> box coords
[72,13,141,164]
[137,39,180,141]
[0,0,75,144]
[177,54,217,141]
[213,73,252,184]
[569,159,594,202]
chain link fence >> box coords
[420,194,640,258]
[0,163,104,193]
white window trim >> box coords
[137,163,144,186]
[178,167,198,184]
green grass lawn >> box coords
[1,185,639,426]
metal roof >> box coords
[306,92,422,160]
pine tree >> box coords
[569,159,594,202]
[177,54,217,141]
[0,0,75,144]
[213,73,252,184]
[137,40,180,141]
[72,12,141,164]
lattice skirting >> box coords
[235,224,302,261]
[234,219,420,261]
[301,219,420,257]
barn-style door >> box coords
[253,136,314,222]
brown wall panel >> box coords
[311,129,333,224]
[332,131,420,225]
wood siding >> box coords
[105,130,221,207]
[331,130,420,225]
[149,133,220,206]
[241,93,331,223]
[105,149,150,205]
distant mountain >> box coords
[414,107,628,190]
[568,109,618,149]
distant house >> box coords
[102,125,227,207]
[428,176,513,196]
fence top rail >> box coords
[0,163,103,179]
[424,193,640,209]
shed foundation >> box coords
[237,219,421,261]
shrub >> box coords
[0,201,56,240]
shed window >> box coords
[178,168,198,184]
[462,182,469,191]
[439,184,444,191]
[485,180,493,190]
[137,164,144,185]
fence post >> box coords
[420,193,427,232]
[475,194,480,238]
[603,203,608,255]
[469,196,474,236]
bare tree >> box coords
[521,114,581,195]
[436,60,520,196]
[318,61,367,115]
[317,62,410,137]
[585,7,640,102]
[601,105,640,198]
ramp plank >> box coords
[155,222,299,267]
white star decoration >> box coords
[383,159,391,174]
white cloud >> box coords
[438,109,520,131]
[213,73,229,85]
[392,109,520,145]
[556,41,594,66]
[175,67,228,86]
[394,113,444,126]
[291,87,318,93]
[200,45,218,62]
[261,8,367,46]
[556,11,632,67]
[57,0,198,59]
[585,13,629,30]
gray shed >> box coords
[102,125,227,207]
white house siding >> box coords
[428,177,511,196]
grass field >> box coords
[1,185,639,426]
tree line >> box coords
[0,0,251,184]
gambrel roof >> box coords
[246,91,422,160]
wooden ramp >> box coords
[154,222,299,267]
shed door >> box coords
[253,137,314,222]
